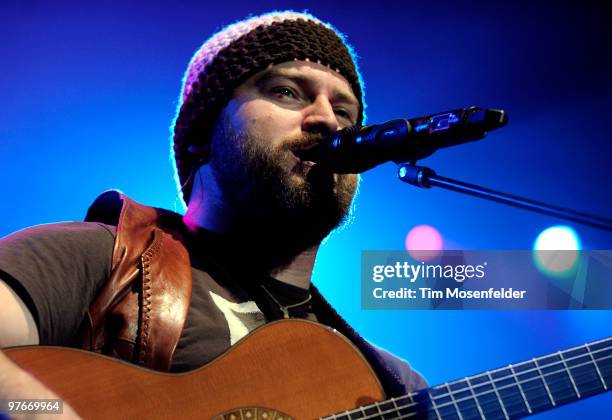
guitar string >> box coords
[331,342,611,420]
[326,346,612,420]
[423,337,611,402]
[370,351,612,420]
[358,352,612,420]
[331,350,609,420]
[361,340,612,420]
[360,353,612,420]
[394,357,607,420]
[326,355,601,420]
[323,340,610,420]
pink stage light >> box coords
[405,224,443,261]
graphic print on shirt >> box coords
[209,291,266,345]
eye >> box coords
[271,86,298,99]
[334,108,354,123]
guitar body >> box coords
[6,320,385,419]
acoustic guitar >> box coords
[4,319,611,419]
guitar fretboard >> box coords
[323,337,612,419]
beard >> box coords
[208,116,358,270]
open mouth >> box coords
[291,154,317,177]
[292,142,319,163]
[290,143,320,177]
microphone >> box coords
[298,106,508,173]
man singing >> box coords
[0,11,426,417]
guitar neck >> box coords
[324,337,612,419]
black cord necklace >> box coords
[260,284,312,319]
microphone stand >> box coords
[397,164,612,233]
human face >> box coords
[208,61,360,252]
[222,60,359,180]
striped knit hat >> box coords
[171,11,365,205]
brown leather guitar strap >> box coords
[75,190,192,371]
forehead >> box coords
[243,60,359,103]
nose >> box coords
[301,94,339,136]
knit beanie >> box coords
[171,11,365,205]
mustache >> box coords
[281,133,325,155]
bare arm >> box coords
[0,279,39,348]
[0,280,81,419]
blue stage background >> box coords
[2,1,611,417]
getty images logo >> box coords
[371,261,488,283]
